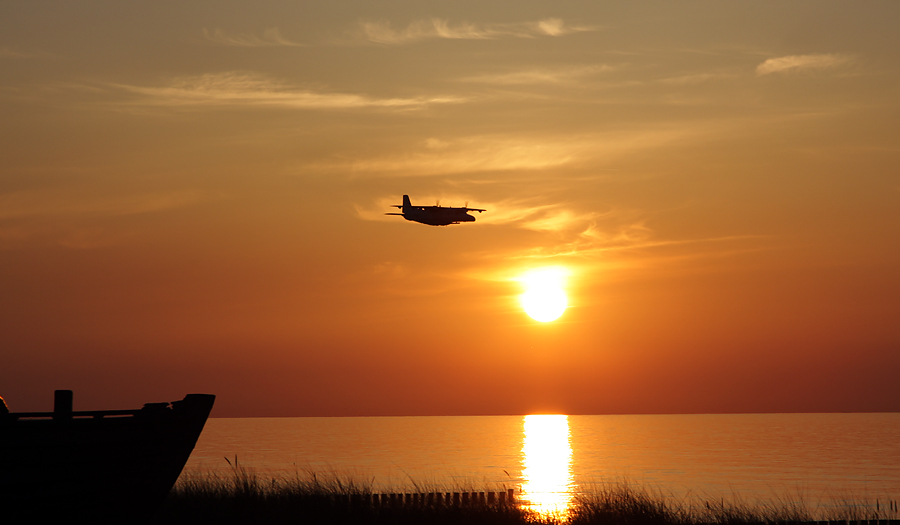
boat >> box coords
[0,390,214,522]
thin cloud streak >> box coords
[658,73,735,85]
[756,54,851,75]
[360,18,596,44]
[327,128,713,178]
[104,72,463,110]
[339,136,580,176]
[464,210,771,288]
[462,65,615,85]
[509,235,771,268]
[203,28,304,47]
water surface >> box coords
[184,413,900,515]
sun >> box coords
[519,268,569,322]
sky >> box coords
[2,1,898,417]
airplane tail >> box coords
[402,195,411,208]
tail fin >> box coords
[402,195,411,208]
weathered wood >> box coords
[369,489,517,508]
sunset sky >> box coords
[2,1,898,417]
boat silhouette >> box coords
[0,390,214,522]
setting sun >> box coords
[519,268,569,322]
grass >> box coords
[151,461,900,525]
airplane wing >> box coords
[466,208,486,213]
[385,213,404,216]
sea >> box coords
[181,413,900,518]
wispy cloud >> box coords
[462,64,614,85]
[203,27,304,47]
[328,128,705,178]
[104,72,463,110]
[756,53,851,75]
[335,136,581,177]
[474,198,619,235]
[360,192,769,282]
[360,18,595,45]
[658,72,734,85]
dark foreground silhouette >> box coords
[0,390,214,523]
[153,463,900,525]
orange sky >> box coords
[2,1,898,416]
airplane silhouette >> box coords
[386,195,486,226]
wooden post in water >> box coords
[488,492,496,505]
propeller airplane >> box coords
[386,195,486,226]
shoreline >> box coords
[152,466,900,525]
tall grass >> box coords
[153,462,899,525]
[154,457,531,525]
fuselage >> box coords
[401,206,476,226]
[386,195,485,226]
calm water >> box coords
[183,413,900,516]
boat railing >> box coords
[5,408,146,421]
[3,390,173,421]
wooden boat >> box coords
[0,390,214,522]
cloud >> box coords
[324,128,705,178]
[658,73,734,85]
[462,65,615,85]
[203,27,304,47]
[334,136,581,177]
[756,54,851,75]
[360,18,595,44]
[104,72,463,110]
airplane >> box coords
[386,195,486,226]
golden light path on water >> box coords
[521,414,575,519]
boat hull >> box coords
[0,393,214,521]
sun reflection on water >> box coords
[521,414,574,519]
